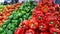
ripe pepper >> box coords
[34,7,40,11]
[14,28,25,34]
[41,5,49,13]
[29,17,38,29]
[35,31,39,34]
[37,2,43,8]
[42,0,52,6]
[47,1,53,6]
[45,13,52,18]
[40,31,49,34]
[48,6,55,13]
[32,9,43,17]
[36,13,45,22]
[39,23,48,31]
[41,0,48,4]
[58,15,60,21]
[19,20,29,29]
[25,29,35,34]
[52,11,59,18]
[0,16,2,19]
[46,16,57,27]
[2,15,8,20]
[54,4,59,9]
[50,27,60,34]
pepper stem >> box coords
[54,32,57,34]
[38,16,42,20]
[31,24,34,27]
[44,8,47,11]
[50,21,54,24]
[40,25,44,29]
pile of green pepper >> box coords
[0,1,36,34]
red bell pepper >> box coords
[54,4,59,9]
[37,2,43,8]
[43,0,53,6]
[45,13,52,18]
[36,13,45,22]
[48,1,53,6]
[41,0,49,4]
[58,15,60,21]
[25,29,35,34]
[29,17,38,29]
[20,20,29,29]
[41,5,49,13]
[54,4,59,11]
[50,27,60,34]
[46,16,57,27]
[52,11,59,18]
[35,31,39,34]
[14,28,25,34]
[32,9,37,16]
[54,21,60,28]
[48,6,55,13]
[32,9,43,17]
[39,23,48,31]
[40,31,49,34]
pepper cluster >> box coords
[0,3,22,26]
[14,0,60,34]
[0,1,36,34]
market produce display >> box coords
[0,1,36,34]
[14,0,60,34]
[0,3,21,26]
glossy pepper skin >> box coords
[36,13,45,23]
[14,28,25,34]
[29,17,38,30]
[58,15,60,21]
[40,31,49,34]
[37,2,43,8]
[45,13,52,18]
[20,20,29,29]
[50,27,60,34]
[35,31,39,34]
[41,5,49,13]
[48,6,55,13]
[54,4,59,11]
[32,9,43,17]
[54,4,59,9]
[54,21,60,28]
[25,29,35,34]
[52,11,59,18]
[38,23,48,31]
[46,16,57,27]
[47,1,53,6]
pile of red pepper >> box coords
[14,0,60,34]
